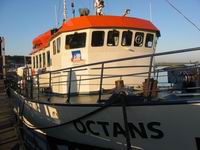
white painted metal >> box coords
[11,90,200,150]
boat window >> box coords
[91,31,104,47]
[36,55,38,68]
[33,56,35,68]
[145,33,154,48]
[47,51,51,67]
[53,40,56,55]
[107,30,119,46]
[121,31,133,46]
[65,32,86,49]
[134,32,144,47]
[39,54,42,68]
[42,53,46,67]
[57,37,61,53]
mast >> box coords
[55,5,58,27]
[63,0,67,22]
[149,1,152,22]
[71,0,75,18]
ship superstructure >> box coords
[31,15,160,94]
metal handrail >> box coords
[36,47,200,75]
[8,47,200,103]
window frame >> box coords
[47,51,51,67]
[121,30,133,46]
[145,33,154,48]
[65,32,87,49]
[39,54,42,68]
[57,37,61,53]
[107,30,120,46]
[33,56,35,69]
[91,31,105,47]
[134,32,144,47]
[36,55,38,68]
[42,53,46,67]
[53,40,56,55]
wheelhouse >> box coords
[31,16,160,94]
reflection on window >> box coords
[91,31,104,47]
[47,51,51,67]
[122,31,133,46]
[43,53,46,67]
[66,33,86,49]
[53,40,56,55]
[57,37,61,53]
[134,32,144,47]
[107,30,119,46]
[145,33,154,48]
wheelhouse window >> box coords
[91,31,104,47]
[53,40,56,55]
[57,37,61,53]
[121,31,133,46]
[145,33,154,48]
[33,56,35,68]
[42,53,46,67]
[47,51,51,67]
[134,32,144,47]
[36,55,38,68]
[39,54,42,68]
[107,30,119,46]
[65,32,86,49]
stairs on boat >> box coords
[0,79,24,150]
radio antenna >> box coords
[55,5,58,27]
[63,0,67,22]
[71,0,75,18]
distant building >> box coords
[0,37,5,79]
[5,55,31,73]
[0,37,31,78]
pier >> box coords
[0,79,23,150]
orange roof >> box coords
[59,15,160,33]
[32,15,160,53]
[32,30,53,54]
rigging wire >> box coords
[165,0,200,32]
[57,0,64,26]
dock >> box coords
[0,79,23,150]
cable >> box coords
[20,98,116,130]
[165,0,200,32]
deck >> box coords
[0,79,24,150]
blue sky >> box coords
[0,0,200,59]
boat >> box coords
[7,0,200,150]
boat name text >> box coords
[73,120,164,139]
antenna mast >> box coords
[63,0,67,22]
[149,1,152,22]
[71,0,75,18]
[55,5,58,27]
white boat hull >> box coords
[11,90,200,150]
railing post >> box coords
[49,72,52,99]
[67,68,72,103]
[197,66,200,93]
[120,93,132,150]
[98,63,104,102]
[37,74,40,101]
[147,54,154,101]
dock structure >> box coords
[0,79,24,150]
